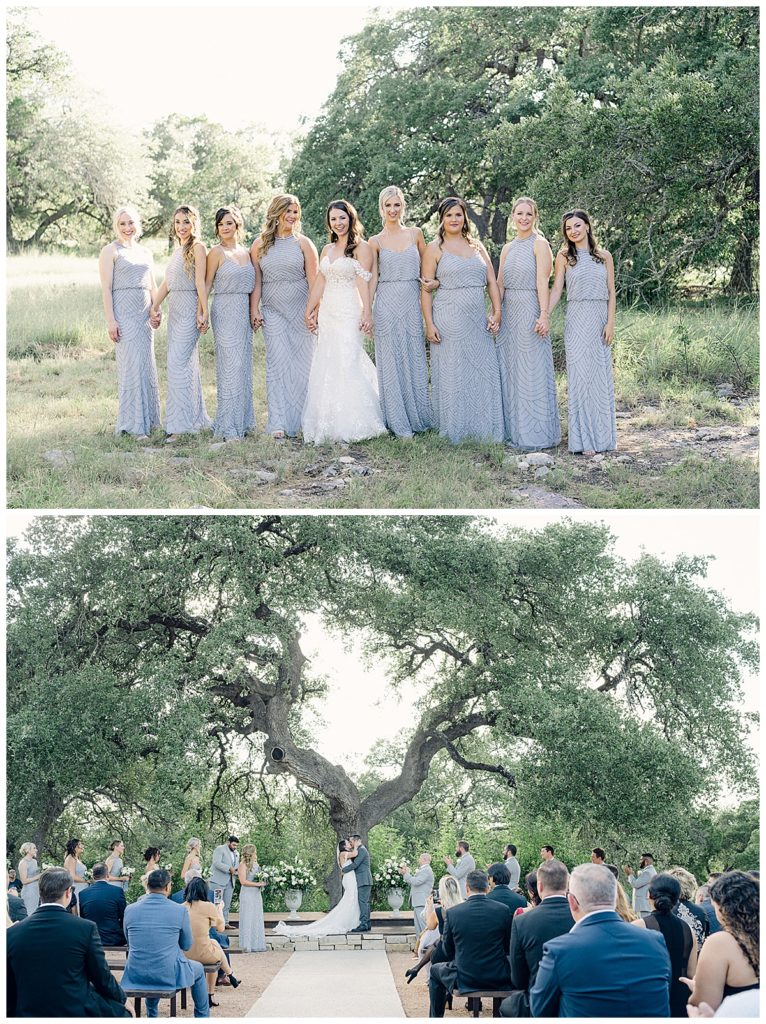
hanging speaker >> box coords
[270,746,286,762]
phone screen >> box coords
[214,887,224,904]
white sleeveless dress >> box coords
[273,862,360,937]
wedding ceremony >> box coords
[6,512,760,1017]
[6,5,759,510]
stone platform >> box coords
[265,929,415,952]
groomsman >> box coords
[401,854,435,935]
[624,854,657,919]
[211,836,240,926]
[444,841,476,899]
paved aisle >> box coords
[245,950,405,1017]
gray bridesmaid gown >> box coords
[19,858,40,916]
[496,234,560,450]
[211,257,257,439]
[260,236,316,436]
[238,864,267,952]
[107,855,127,891]
[165,248,212,434]
[563,249,617,453]
[431,249,504,444]
[112,243,161,436]
[73,860,88,905]
[373,245,431,436]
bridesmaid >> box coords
[237,844,267,952]
[206,206,257,441]
[105,839,130,891]
[421,197,504,444]
[369,185,432,437]
[98,205,161,439]
[182,837,203,878]
[250,194,318,438]
[150,204,212,441]
[18,842,40,916]
[496,197,560,450]
[545,209,617,455]
[63,838,88,909]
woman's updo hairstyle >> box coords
[649,873,681,915]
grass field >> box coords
[6,253,760,509]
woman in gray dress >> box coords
[421,197,504,444]
[18,842,41,916]
[545,209,617,455]
[369,185,431,437]
[205,206,256,440]
[105,839,130,891]
[250,194,318,438]
[98,205,161,439]
[150,205,212,441]
[64,838,88,908]
[237,844,267,952]
[496,197,560,450]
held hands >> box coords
[305,307,319,334]
[487,313,501,336]
[108,319,121,343]
[251,310,264,330]
[149,309,161,330]
[359,312,372,335]
[534,314,550,336]
[197,309,209,333]
[420,277,440,294]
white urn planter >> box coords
[284,888,303,920]
[387,887,404,915]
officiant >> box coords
[401,853,435,936]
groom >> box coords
[343,834,372,933]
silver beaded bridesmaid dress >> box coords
[563,249,617,453]
[373,245,432,437]
[210,257,257,440]
[112,244,161,436]
[165,248,212,434]
[259,236,316,437]
[430,249,504,444]
[496,234,560,450]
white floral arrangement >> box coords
[261,858,316,892]
[123,866,135,877]
[84,868,93,880]
[374,857,404,890]
[163,863,173,871]
[41,862,56,871]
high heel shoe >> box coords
[209,995,220,1008]
[229,975,241,989]
[405,968,419,984]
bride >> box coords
[273,840,360,937]
[301,200,387,444]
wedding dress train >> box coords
[273,863,360,937]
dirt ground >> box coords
[387,951,500,1018]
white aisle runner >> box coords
[246,950,405,1017]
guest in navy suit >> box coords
[530,863,671,1017]
[487,862,527,920]
[121,868,209,1017]
[428,869,513,1017]
[78,863,127,945]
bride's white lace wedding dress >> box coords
[301,255,387,443]
[273,859,360,937]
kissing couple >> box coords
[272,834,373,939]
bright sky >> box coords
[25,4,374,135]
[6,511,760,774]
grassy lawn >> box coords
[6,254,759,509]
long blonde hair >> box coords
[615,883,638,922]
[259,194,301,260]
[240,844,258,870]
[172,204,203,278]
[378,185,407,226]
[438,875,463,911]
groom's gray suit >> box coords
[342,845,373,930]
[211,843,239,924]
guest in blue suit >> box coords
[121,868,209,1017]
[530,863,672,1018]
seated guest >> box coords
[530,863,671,1017]
[633,873,697,1017]
[615,882,639,922]
[500,858,575,1017]
[405,875,463,985]
[516,870,540,916]
[487,862,526,921]
[171,869,231,986]
[428,869,513,1017]
[183,877,240,1007]
[6,871,27,924]
[78,863,127,946]
[6,867,130,1017]
[503,845,521,890]
[7,869,23,895]
[667,866,709,951]
[684,871,759,1014]
[120,868,209,1018]
[695,884,722,936]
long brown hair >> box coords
[259,194,301,260]
[172,204,203,278]
[437,197,477,250]
[710,871,760,978]
[326,200,364,258]
[560,208,604,266]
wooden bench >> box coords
[179,962,220,1011]
[122,989,177,1018]
[454,989,513,1017]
